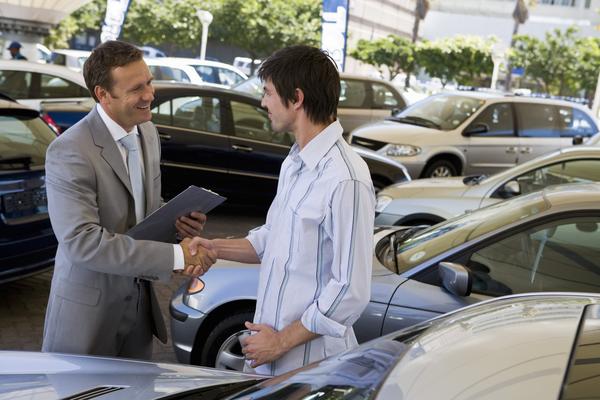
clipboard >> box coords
[126,185,226,241]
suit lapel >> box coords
[88,107,134,198]
[138,122,159,214]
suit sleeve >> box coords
[45,135,174,282]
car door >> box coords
[515,102,568,163]
[226,98,293,202]
[370,81,406,122]
[0,70,34,106]
[152,94,231,199]
[337,78,371,135]
[461,102,519,175]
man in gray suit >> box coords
[42,41,214,359]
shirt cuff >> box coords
[301,303,349,338]
[173,243,184,271]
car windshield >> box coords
[378,191,551,273]
[0,113,55,172]
[391,94,485,131]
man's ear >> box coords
[95,85,109,105]
[292,88,304,111]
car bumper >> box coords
[385,158,426,179]
[169,284,209,364]
[375,212,404,226]
[0,228,57,284]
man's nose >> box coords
[144,85,155,102]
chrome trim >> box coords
[161,162,278,180]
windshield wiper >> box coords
[389,116,441,129]
[0,156,32,170]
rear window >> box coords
[0,114,55,171]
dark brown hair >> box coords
[83,41,143,102]
[258,45,340,125]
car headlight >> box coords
[187,277,205,294]
[375,195,393,213]
[385,144,421,157]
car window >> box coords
[0,114,55,169]
[504,159,600,196]
[0,70,32,99]
[557,107,597,137]
[151,100,172,126]
[372,83,402,109]
[171,96,221,133]
[161,66,191,83]
[465,217,600,296]
[466,103,515,137]
[194,66,219,84]
[231,101,293,145]
[217,68,244,86]
[339,79,367,108]
[516,103,561,137]
[39,74,87,98]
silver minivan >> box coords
[351,92,598,178]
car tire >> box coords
[199,309,254,371]
[423,159,458,178]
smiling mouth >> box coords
[136,105,150,110]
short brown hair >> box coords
[83,41,143,102]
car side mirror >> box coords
[439,261,472,297]
[463,122,489,136]
[500,180,521,198]
[572,135,584,145]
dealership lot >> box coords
[0,205,265,363]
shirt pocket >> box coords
[288,198,328,256]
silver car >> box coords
[375,146,600,226]
[351,92,599,178]
[4,293,600,399]
[170,183,600,371]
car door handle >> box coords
[232,144,254,152]
[505,146,517,154]
[159,133,172,141]
[520,147,532,154]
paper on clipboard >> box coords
[126,185,226,242]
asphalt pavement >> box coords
[0,205,266,363]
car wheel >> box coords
[199,309,254,371]
[423,159,458,178]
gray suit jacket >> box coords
[42,107,175,356]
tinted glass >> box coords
[467,103,514,137]
[195,66,219,84]
[466,217,600,296]
[151,100,172,125]
[231,101,292,145]
[0,70,32,98]
[40,74,87,98]
[372,83,401,108]
[171,96,221,133]
[557,107,597,137]
[0,115,55,169]
[396,94,485,131]
[339,79,367,108]
[517,103,560,137]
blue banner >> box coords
[101,0,132,42]
[321,0,349,71]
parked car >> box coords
[233,74,408,136]
[145,58,247,88]
[350,92,599,178]
[170,183,600,369]
[151,82,410,202]
[0,96,57,283]
[586,131,600,145]
[49,49,90,71]
[375,146,600,226]
[5,293,600,399]
[139,45,167,58]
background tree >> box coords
[407,0,429,87]
[45,0,105,49]
[505,0,535,91]
[349,35,416,81]
[418,35,495,88]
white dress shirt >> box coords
[246,120,376,375]
[96,105,184,270]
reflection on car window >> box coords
[40,74,88,98]
[512,159,600,196]
[517,103,561,137]
[397,95,485,131]
[217,68,244,86]
[151,100,172,126]
[231,101,293,145]
[170,96,221,133]
[339,79,367,108]
[0,115,55,169]
[0,70,32,99]
[466,217,600,296]
[557,107,597,137]
[467,103,514,137]
[387,193,550,272]
[372,83,400,109]
[195,66,219,84]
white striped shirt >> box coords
[246,120,376,375]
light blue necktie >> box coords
[119,134,145,223]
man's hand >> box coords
[241,322,287,368]
[176,211,207,239]
[180,237,216,276]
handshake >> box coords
[179,237,217,277]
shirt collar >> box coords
[96,104,139,143]
[292,120,343,171]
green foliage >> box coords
[349,35,416,80]
[417,35,495,87]
[45,0,105,49]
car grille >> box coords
[0,175,48,224]
[351,136,387,151]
